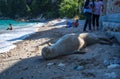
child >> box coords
[72,19,79,27]
[65,19,79,28]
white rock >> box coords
[103,59,110,66]
[113,57,120,64]
[107,64,120,69]
[58,63,65,67]
[105,72,117,78]
[74,66,84,71]
[47,63,54,66]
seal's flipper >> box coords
[73,51,86,54]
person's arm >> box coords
[89,2,93,9]
[84,6,89,9]
[84,2,89,9]
[101,2,104,12]
[102,4,104,12]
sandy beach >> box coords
[0,19,120,79]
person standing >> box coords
[83,0,92,32]
[92,0,104,31]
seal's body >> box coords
[42,33,109,59]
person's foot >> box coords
[93,27,95,31]
[88,30,92,32]
[83,30,88,32]
[96,27,99,30]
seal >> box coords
[42,33,111,59]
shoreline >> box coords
[0,21,46,53]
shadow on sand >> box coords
[0,56,50,79]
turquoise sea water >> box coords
[0,20,45,53]
[0,20,31,30]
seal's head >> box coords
[42,46,56,59]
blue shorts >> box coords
[67,21,72,28]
